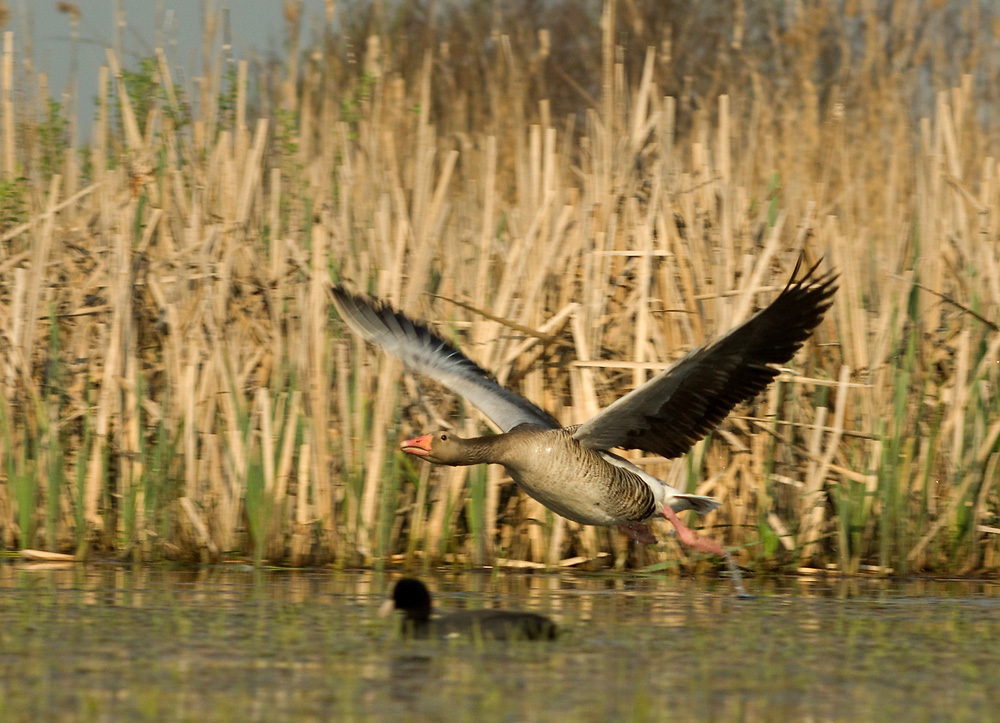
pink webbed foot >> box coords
[662,505,752,597]
[661,505,726,557]
[618,523,658,544]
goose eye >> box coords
[439,433,448,441]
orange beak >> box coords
[400,434,433,457]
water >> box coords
[1,563,998,722]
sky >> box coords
[7,1,336,138]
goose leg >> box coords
[662,506,752,598]
[618,523,658,544]
[661,505,725,556]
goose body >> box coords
[332,260,837,557]
[382,578,557,641]
[401,425,717,529]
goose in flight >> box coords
[332,261,837,573]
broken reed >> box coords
[0,3,998,573]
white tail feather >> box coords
[671,493,721,515]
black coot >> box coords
[382,578,557,641]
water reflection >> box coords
[387,653,435,704]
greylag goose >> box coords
[332,260,837,567]
[381,578,557,640]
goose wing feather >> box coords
[331,287,560,432]
[572,261,838,458]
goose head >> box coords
[400,431,471,465]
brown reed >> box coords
[0,2,997,574]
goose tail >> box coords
[670,493,721,516]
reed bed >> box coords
[0,1,997,573]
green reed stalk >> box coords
[245,454,269,565]
[403,459,430,562]
[44,306,64,551]
[756,379,785,563]
[916,401,944,553]
[375,415,402,560]
[1,398,32,549]
[121,379,141,557]
[832,473,853,573]
[467,463,487,565]
[882,310,919,573]
[73,380,93,555]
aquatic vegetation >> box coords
[1,567,1000,721]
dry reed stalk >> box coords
[717,95,734,257]
[0,3,995,572]
[497,302,576,372]
[546,515,567,567]
[518,496,547,564]
[908,458,986,565]
[0,183,97,244]
[511,199,559,334]
[405,463,432,559]
[120,294,143,552]
[970,452,1000,570]
[333,340,353,475]
[155,48,181,118]
[529,124,541,215]
[799,365,851,563]
[632,206,652,390]
[521,349,549,562]
[827,218,867,375]
[217,352,246,491]
[307,222,335,554]
[630,47,657,153]
[104,49,144,160]
[767,511,796,552]
[408,52,434,260]
[754,378,783,523]
[267,168,284,364]
[180,496,218,559]
[83,189,131,534]
[948,329,972,470]
[423,465,459,559]
[298,66,315,173]
[289,441,312,566]
[1,32,13,179]
[357,355,399,558]
[475,134,500,550]
[341,329,364,546]
[236,119,269,226]
[729,213,785,326]
[271,390,304,559]
[21,175,60,376]
[257,389,275,496]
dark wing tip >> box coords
[330,284,392,324]
[757,258,839,350]
[784,256,839,308]
[607,260,838,459]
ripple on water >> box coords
[1,564,998,721]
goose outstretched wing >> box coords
[331,288,561,432]
[572,261,838,458]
